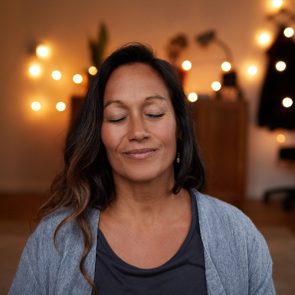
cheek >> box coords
[155,119,177,149]
[101,124,125,153]
[101,124,115,152]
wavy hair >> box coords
[38,43,205,293]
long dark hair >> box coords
[38,43,205,293]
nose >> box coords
[127,115,149,142]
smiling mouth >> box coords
[123,148,158,159]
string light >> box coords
[282,97,293,108]
[56,101,66,112]
[51,70,62,80]
[221,61,232,72]
[28,63,42,78]
[31,101,42,112]
[211,81,222,92]
[247,65,258,76]
[181,60,192,71]
[187,92,198,102]
[257,32,272,47]
[276,133,286,143]
[271,0,284,9]
[88,66,98,76]
[284,27,294,38]
[275,61,286,72]
[36,44,51,59]
[72,74,83,84]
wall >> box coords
[1,0,295,198]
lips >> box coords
[123,148,158,159]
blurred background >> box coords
[0,0,295,294]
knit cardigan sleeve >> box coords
[8,213,59,295]
[194,190,275,295]
[247,218,275,294]
[8,208,98,295]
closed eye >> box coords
[108,117,126,123]
[146,113,165,118]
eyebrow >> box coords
[103,95,168,109]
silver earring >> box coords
[176,152,180,164]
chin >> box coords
[121,172,162,183]
[114,165,174,184]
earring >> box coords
[176,152,181,164]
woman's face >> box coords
[101,63,177,184]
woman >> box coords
[9,43,275,295]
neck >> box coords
[105,173,187,226]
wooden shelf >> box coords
[190,99,248,203]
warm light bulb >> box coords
[276,133,286,143]
[275,61,286,72]
[72,74,83,84]
[257,32,272,47]
[51,70,62,80]
[36,44,50,58]
[247,65,258,76]
[211,81,222,92]
[282,97,293,108]
[28,63,42,78]
[271,0,284,9]
[88,66,98,76]
[181,60,192,71]
[221,61,232,72]
[187,92,198,102]
[56,101,66,112]
[31,101,42,111]
[284,27,294,38]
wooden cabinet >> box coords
[190,99,248,203]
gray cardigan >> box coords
[9,190,275,294]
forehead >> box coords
[104,63,170,101]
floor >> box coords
[0,194,294,294]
